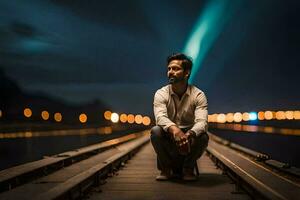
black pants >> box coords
[150,126,209,173]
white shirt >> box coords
[153,84,208,136]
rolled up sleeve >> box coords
[190,92,208,136]
[153,91,176,132]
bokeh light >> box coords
[285,111,293,120]
[294,111,300,120]
[208,110,299,123]
[24,108,32,118]
[54,112,62,122]
[120,114,127,123]
[111,113,119,123]
[233,112,242,123]
[208,115,212,122]
[25,131,33,138]
[275,111,285,120]
[41,110,49,120]
[217,114,226,123]
[249,112,257,121]
[103,126,112,134]
[211,114,218,123]
[242,112,250,121]
[127,114,135,124]
[258,111,265,120]
[134,114,143,124]
[226,113,234,123]
[79,113,88,123]
[104,111,112,120]
[142,116,151,126]
[264,111,273,120]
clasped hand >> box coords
[172,130,194,155]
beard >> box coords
[168,76,185,84]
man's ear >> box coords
[185,70,190,78]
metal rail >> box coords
[207,132,300,200]
[36,134,150,200]
[0,131,149,195]
[1,130,300,200]
[208,132,300,177]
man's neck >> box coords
[171,81,188,99]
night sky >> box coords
[0,0,299,116]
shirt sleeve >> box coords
[190,91,208,136]
[153,90,176,132]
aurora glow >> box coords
[183,0,240,83]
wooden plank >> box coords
[36,135,150,200]
[89,190,249,200]
[0,134,150,200]
[207,140,300,200]
[0,132,145,191]
[89,143,251,200]
[0,148,119,200]
[35,148,120,183]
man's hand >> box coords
[186,130,196,147]
[168,126,190,155]
[168,125,185,141]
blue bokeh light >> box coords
[249,112,257,120]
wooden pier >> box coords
[0,130,299,200]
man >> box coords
[151,53,209,181]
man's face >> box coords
[167,60,189,84]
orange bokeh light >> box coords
[41,111,49,120]
[79,113,87,123]
[264,111,273,120]
[24,108,32,118]
[226,113,234,123]
[120,114,127,123]
[294,111,300,120]
[142,116,151,126]
[258,111,265,120]
[135,115,143,124]
[54,112,62,122]
[127,114,135,124]
[233,112,242,123]
[285,111,293,120]
[217,114,226,123]
[242,112,249,121]
[275,111,285,120]
[104,111,112,120]
[210,114,218,123]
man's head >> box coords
[167,53,193,84]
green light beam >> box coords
[183,0,239,83]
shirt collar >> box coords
[169,84,191,96]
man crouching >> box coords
[151,53,209,181]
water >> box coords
[210,128,300,168]
[0,129,142,170]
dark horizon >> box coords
[0,0,299,115]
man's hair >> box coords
[167,53,193,72]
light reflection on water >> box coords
[212,123,300,136]
[0,127,136,170]
[0,126,113,139]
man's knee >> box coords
[187,133,209,161]
[150,126,165,140]
[151,126,164,137]
[195,132,209,147]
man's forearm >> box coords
[191,120,207,136]
[168,125,179,134]
[168,125,185,138]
